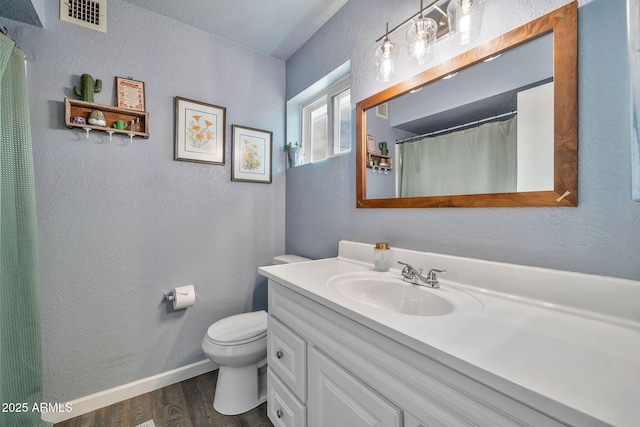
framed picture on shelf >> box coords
[366,134,376,153]
[115,77,146,111]
[231,125,272,184]
[174,97,226,165]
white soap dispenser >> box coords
[373,242,393,272]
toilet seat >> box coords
[206,310,267,346]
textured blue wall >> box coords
[1,0,637,409]
[285,0,640,281]
[2,0,286,403]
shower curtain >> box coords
[0,34,50,427]
[400,116,518,197]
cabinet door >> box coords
[308,347,402,427]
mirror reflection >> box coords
[356,2,578,208]
[365,33,554,199]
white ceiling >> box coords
[0,0,44,28]
[121,0,350,61]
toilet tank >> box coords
[272,255,310,265]
[256,255,309,312]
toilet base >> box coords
[213,363,267,415]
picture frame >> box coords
[231,125,272,184]
[174,97,226,165]
[366,134,376,153]
[115,77,146,111]
[627,0,640,200]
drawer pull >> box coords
[276,408,283,418]
[276,350,283,359]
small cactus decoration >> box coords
[74,73,102,103]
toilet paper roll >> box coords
[172,285,195,310]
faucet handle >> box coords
[397,261,414,278]
[427,269,446,280]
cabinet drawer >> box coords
[268,369,307,427]
[268,315,307,401]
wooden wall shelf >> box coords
[64,98,149,139]
[367,153,392,171]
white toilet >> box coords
[201,255,309,415]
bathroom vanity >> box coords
[259,241,640,427]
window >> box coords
[301,76,351,164]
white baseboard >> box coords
[42,359,217,424]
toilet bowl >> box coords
[202,254,309,415]
[202,310,268,415]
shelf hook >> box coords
[84,128,91,139]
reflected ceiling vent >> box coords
[60,0,106,33]
[376,103,389,120]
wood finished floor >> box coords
[54,370,273,427]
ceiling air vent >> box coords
[60,0,106,33]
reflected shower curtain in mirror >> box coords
[400,116,518,197]
[0,35,50,427]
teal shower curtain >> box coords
[0,34,50,427]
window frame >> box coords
[332,86,352,156]
[300,76,351,164]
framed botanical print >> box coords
[231,125,272,183]
[174,97,226,165]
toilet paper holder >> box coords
[162,285,196,310]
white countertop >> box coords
[260,244,640,427]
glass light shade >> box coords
[406,16,437,66]
[447,0,486,46]
[374,38,398,82]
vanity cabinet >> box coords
[267,313,401,427]
[267,280,566,427]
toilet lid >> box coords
[206,310,267,345]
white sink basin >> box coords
[327,273,483,317]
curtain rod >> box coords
[395,111,518,144]
[0,25,16,43]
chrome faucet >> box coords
[397,261,446,289]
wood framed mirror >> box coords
[356,2,577,208]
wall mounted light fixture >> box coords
[374,0,485,81]
[406,0,438,66]
[447,0,486,45]
[375,22,399,82]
